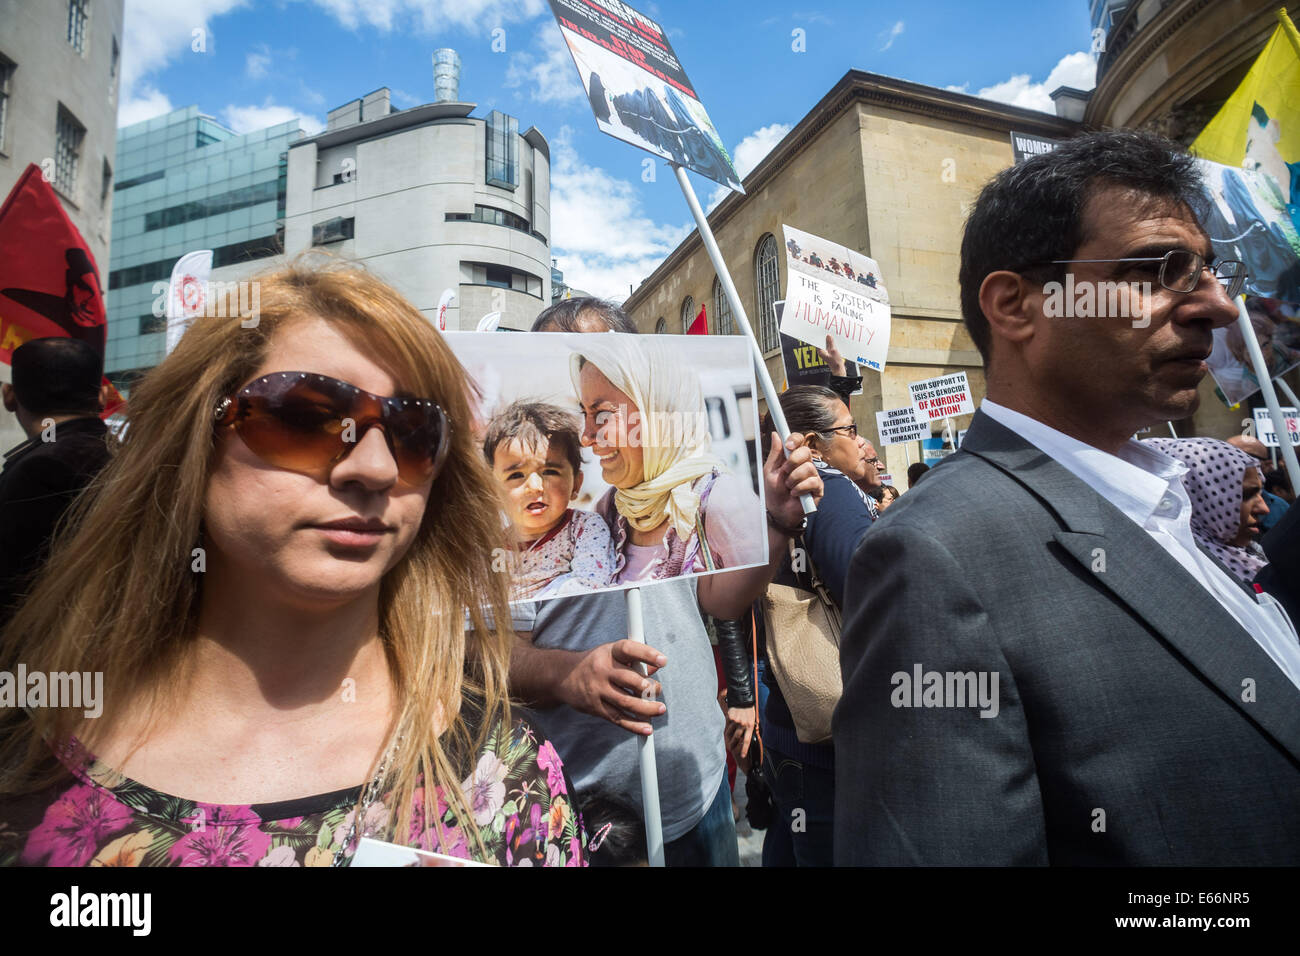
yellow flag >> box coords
[1192,8,1300,168]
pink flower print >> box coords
[536,741,567,797]
[256,844,301,867]
[21,783,133,867]
[567,836,583,867]
[167,807,272,867]
[461,753,507,827]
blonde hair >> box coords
[0,255,514,860]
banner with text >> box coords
[779,224,891,372]
[909,371,974,421]
[1010,131,1059,164]
[1254,405,1300,447]
[776,301,861,392]
[548,0,742,191]
[876,405,928,445]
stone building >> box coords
[622,70,1076,483]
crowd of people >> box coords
[0,128,1297,867]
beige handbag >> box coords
[761,537,843,744]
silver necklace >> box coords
[331,734,403,867]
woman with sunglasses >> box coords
[0,259,585,867]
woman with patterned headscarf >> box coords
[1142,436,1271,583]
[570,336,765,583]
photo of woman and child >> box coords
[451,332,767,602]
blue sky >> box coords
[118,0,1096,299]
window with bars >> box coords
[755,234,781,352]
[680,295,695,334]
[655,317,667,334]
[0,56,12,153]
[67,0,89,55]
[55,105,85,197]
[712,277,734,334]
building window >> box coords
[138,313,166,336]
[114,169,163,191]
[712,277,734,334]
[311,216,354,245]
[655,317,667,334]
[444,204,543,242]
[144,179,279,231]
[485,110,518,190]
[67,0,89,55]
[196,129,220,149]
[55,104,86,198]
[462,261,544,299]
[110,36,119,82]
[101,158,111,203]
[680,296,695,334]
[755,234,781,352]
[0,56,13,153]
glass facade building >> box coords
[105,107,301,389]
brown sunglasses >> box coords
[214,371,451,485]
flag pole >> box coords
[626,586,665,867]
[672,163,815,515]
[1236,295,1300,480]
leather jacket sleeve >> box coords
[715,614,755,708]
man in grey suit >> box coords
[834,130,1300,865]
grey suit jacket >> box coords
[833,410,1300,865]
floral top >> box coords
[0,716,585,867]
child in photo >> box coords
[484,401,615,599]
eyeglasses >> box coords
[824,423,858,440]
[1049,250,1247,300]
[214,371,450,486]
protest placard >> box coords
[776,300,862,393]
[1010,130,1059,164]
[909,371,974,421]
[548,0,741,191]
[875,405,928,445]
[448,333,767,603]
[1254,406,1300,447]
[778,225,891,372]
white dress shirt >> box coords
[981,400,1300,690]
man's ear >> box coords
[979,270,1039,350]
[1,383,16,414]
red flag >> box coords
[0,163,123,415]
[687,303,708,335]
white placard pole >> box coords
[672,164,815,515]
[626,587,665,867]
[1168,422,1178,437]
[1237,295,1300,481]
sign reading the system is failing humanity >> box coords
[778,225,891,372]
[548,0,742,191]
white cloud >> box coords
[706,122,792,210]
[960,50,1097,114]
[119,0,249,126]
[306,0,545,32]
[246,44,271,80]
[118,86,175,127]
[221,101,324,135]
[879,21,904,52]
[549,127,690,300]
[504,20,585,104]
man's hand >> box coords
[764,431,823,530]
[816,334,847,376]
[555,639,668,736]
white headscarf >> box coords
[570,336,723,541]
